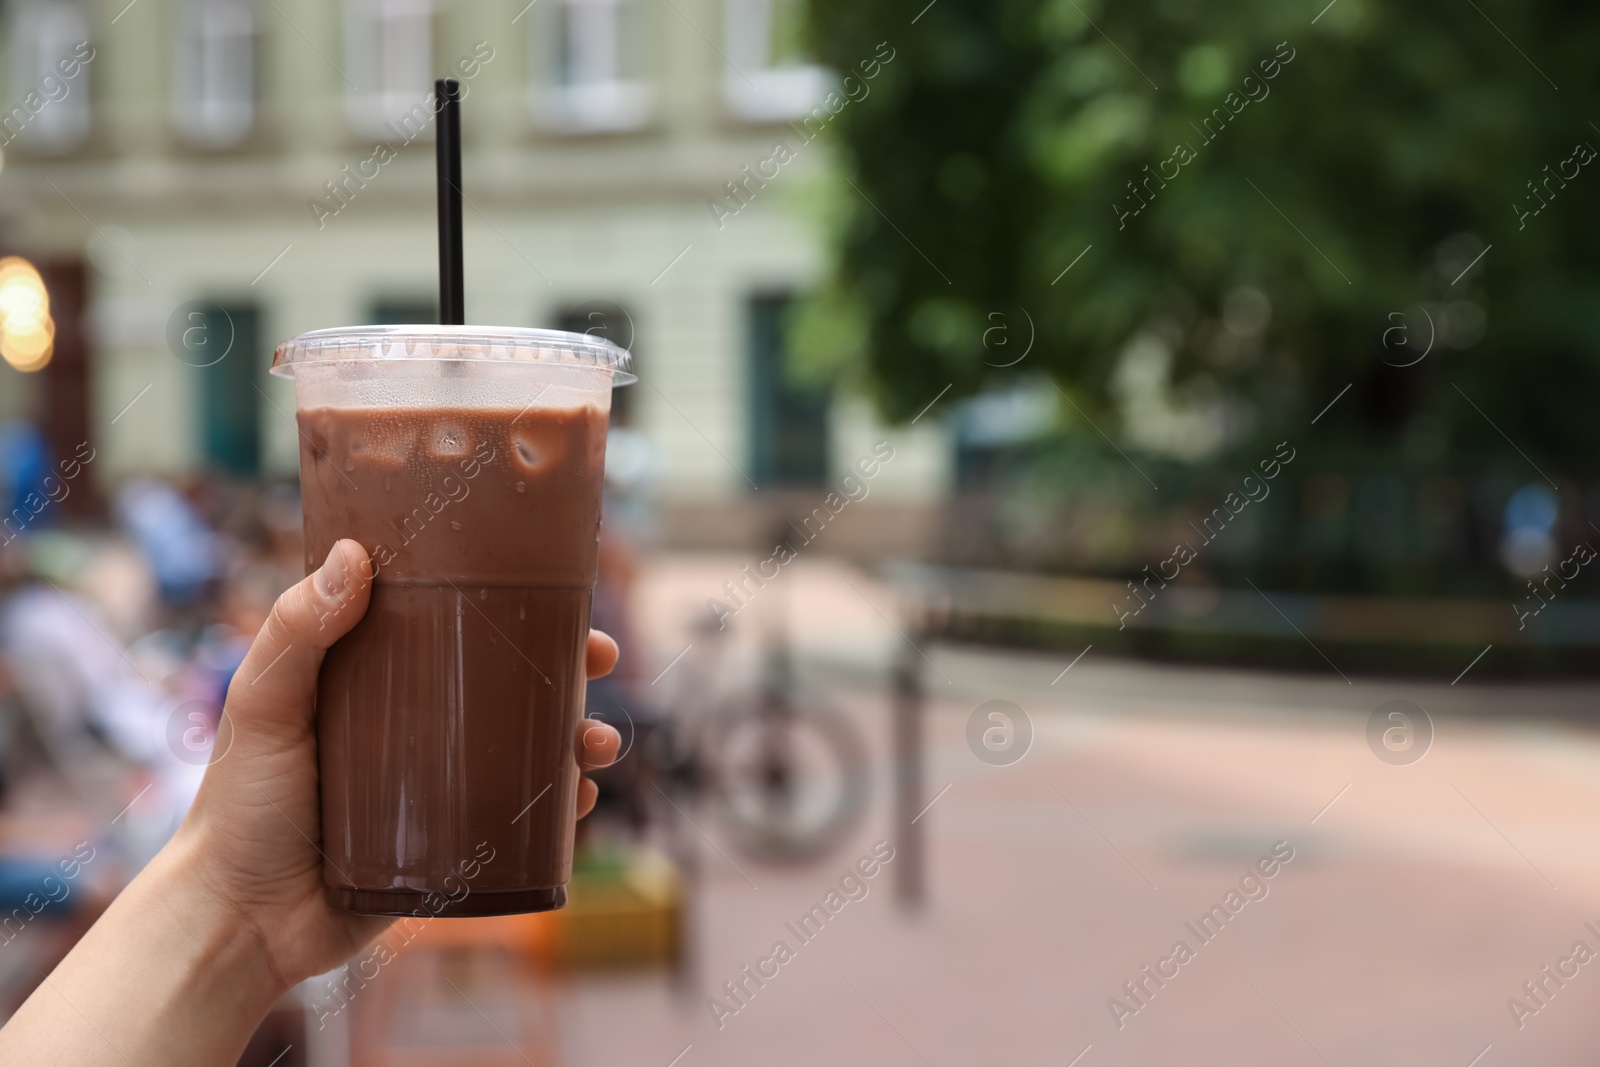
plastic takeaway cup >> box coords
[270,324,634,916]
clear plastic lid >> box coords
[271,323,635,385]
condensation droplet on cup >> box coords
[383,476,391,491]
[519,605,526,620]
[450,520,462,531]
[479,588,487,600]
[516,481,526,493]
[434,425,468,456]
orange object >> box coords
[402,909,563,970]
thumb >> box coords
[226,539,373,738]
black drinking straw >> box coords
[435,78,464,325]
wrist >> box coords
[134,822,290,1031]
[0,822,287,1067]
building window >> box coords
[3,1,92,154]
[172,0,256,148]
[344,0,433,140]
[191,304,261,476]
[555,302,635,425]
[535,0,652,133]
[748,294,827,486]
[368,297,437,325]
[723,0,827,122]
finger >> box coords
[586,630,618,680]
[576,720,620,771]
[226,539,374,737]
[576,777,598,820]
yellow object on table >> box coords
[558,845,682,969]
[401,844,682,971]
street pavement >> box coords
[551,554,1600,1067]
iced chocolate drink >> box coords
[271,326,632,916]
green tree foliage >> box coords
[801,0,1600,596]
[802,0,1600,469]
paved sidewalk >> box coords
[552,555,1600,1066]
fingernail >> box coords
[315,542,349,599]
[582,725,609,750]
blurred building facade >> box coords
[0,0,948,548]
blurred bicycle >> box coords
[650,584,870,865]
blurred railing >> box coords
[919,463,1600,674]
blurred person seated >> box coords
[113,479,220,608]
[583,505,656,838]
[0,538,204,848]
[0,422,50,532]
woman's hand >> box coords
[185,539,621,987]
[0,540,623,1066]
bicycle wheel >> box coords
[704,699,871,863]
